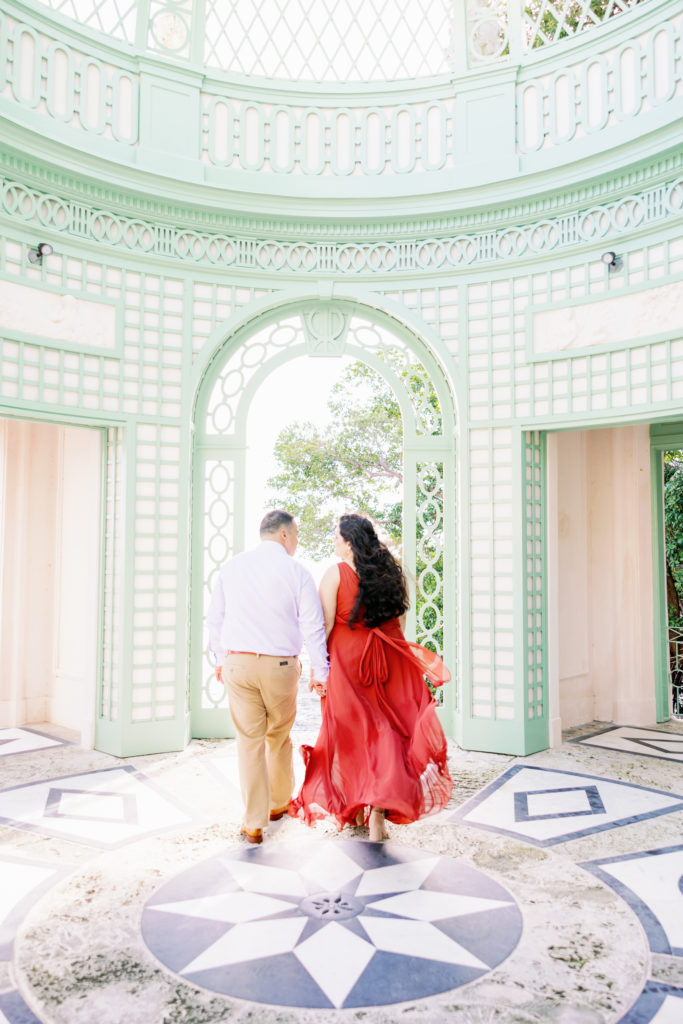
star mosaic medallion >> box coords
[142,839,522,1009]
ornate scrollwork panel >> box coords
[523,430,546,725]
[2,172,680,273]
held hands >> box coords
[309,667,327,697]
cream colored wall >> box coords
[0,420,58,726]
[548,424,656,740]
[51,426,101,746]
[0,420,100,744]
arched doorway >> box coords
[190,300,458,738]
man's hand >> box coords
[215,666,223,683]
[308,666,326,696]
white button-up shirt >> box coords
[206,540,329,681]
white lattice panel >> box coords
[523,430,546,724]
[469,424,516,721]
[203,0,454,81]
[100,425,123,722]
[190,283,254,360]
[131,423,182,722]
[200,457,237,712]
[35,0,138,42]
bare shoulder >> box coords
[319,562,341,595]
[319,563,341,635]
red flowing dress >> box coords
[290,562,453,828]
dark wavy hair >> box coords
[339,514,409,629]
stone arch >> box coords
[189,295,459,739]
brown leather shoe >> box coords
[269,805,290,821]
[240,826,263,844]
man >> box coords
[207,509,329,844]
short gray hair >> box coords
[259,509,294,537]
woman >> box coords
[290,514,453,841]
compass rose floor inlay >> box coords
[141,839,523,1009]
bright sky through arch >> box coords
[245,356,353,574]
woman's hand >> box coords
[309,662,327,697]
[310,678,327,697]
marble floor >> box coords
[1,719,683,1023]
[572,725,683,763]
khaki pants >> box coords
[223,652,301,830]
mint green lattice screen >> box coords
[523,430,548,748]
[190,452,240,735]
[191,310,455,737]
[99,425,123,725]
[406,458,449,707]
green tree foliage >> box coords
[267,360,403,559]
[267,355,445,667]
[525,0,642,47]
[664,451,683,629]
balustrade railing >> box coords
[200,94,456,177]
[0,0,679,192]
[0,7,139,143]
[517,4,682,155]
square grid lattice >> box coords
[132,423,183,722]
[467,280,516,722]
[385,285,460,360]
[100,426,123,723]
[0,237,189,733]
[122,273,185,420]
[464,240,683,736]
[523,239,683,419]
[191,282,267,361]
[468,425,515,721]
[0,240,125,413]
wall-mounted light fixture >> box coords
[27,242,54,265]
[601,251,623,274]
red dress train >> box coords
[290,562,453,828]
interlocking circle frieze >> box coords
[1,176,681,274]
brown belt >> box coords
[226,650,297,658]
